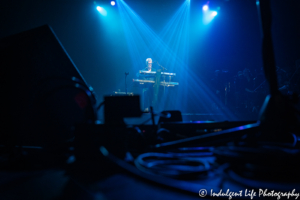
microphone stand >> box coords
[156,62,167,95]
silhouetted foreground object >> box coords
[0,25,96,146]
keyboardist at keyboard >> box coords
[133,58,179,112]
[136,58,155,112]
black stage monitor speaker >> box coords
[104,95,142,125]
[0,25,96,146]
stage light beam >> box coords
[203,5,208,11]
[203,10,218,24]
[96,6,107,16]
[111,1,115,6]
[115,0,236,120]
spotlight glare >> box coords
[96,6,107,16]
[212,11,218,16]
[203,5,208,11]
[96,6,102,11]
[111,1,115,6]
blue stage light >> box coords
[111,1,115,6]
[115,0,236,120]
[211,11,218,16]
[96,6,107,16]
[203,5,208,11]
[203,10,217,24]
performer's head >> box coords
[146,58,153,71]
